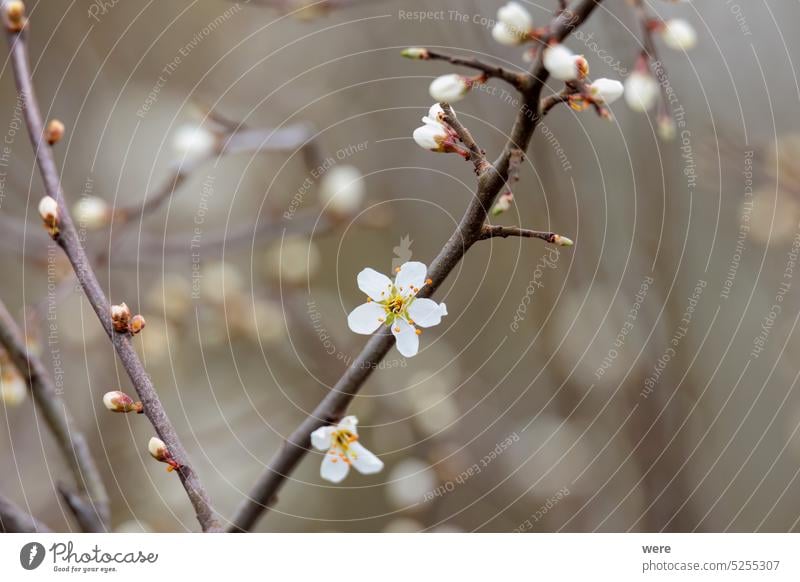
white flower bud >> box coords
[423,103,450,125]
[658,114,677,141]
[589,78,624,104]
[172,124,217,162]
[492,22,523,46]
[45,119,65,145]
[73,196,109,230]
[428,74,471,103]
[148,437,168,462]
[662,19,697,50]
[3,1,26,33]
[498,2,533,33]
[413,121,449,152]
[543,45,587,81]
[38,195,59,235]
[102,390,143,413]
[624,71,660,112]
[491,191,514,216]
[319,165,365,215]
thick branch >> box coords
[3,10,219,532]
[420,49,527,91]
[0,493,51,532]
[230,0,603,532]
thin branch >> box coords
[229,0,603,532]
[418,49,527,91]
[440,102,489,175]
[478,225,573,246]
[0,298,109,528]
[57,482,104,533]
[0,492,51,532]
[3,5,220,532]
[630,0,673,128]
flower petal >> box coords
[338,415,359,434]
[391,317,419,358]
[407,298,447,328]
[350,442,384,475]
[320,450,349,483]
[395,261,427,296]
[347,302,386,334]
[357,268,393,301]
[311,426,334,451]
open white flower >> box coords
[543,44,588,81]
[661,18,697,50]
[624,70,660,112]
[429,74,471,103]
[347,261,447,358]
[589,78,624,104]
[311,416,383,483]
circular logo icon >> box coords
[19,542,46,570]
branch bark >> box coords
[230,0,604,532]
[0,493,51,533]
[3,6,220,532]
[418,49,527,91]
[0,299,109,529]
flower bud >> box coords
[38,195,59,236]
[319,165,365,215]
[589,78,624,104]
[102,390,143,413]
[543,44,587,81]
[401,47,429,60]
[0,366,26,406]
[624,71,660,112]
[73,196,110,230]
[497,1,533,33]
[661,19,697,50]
[3,1,25,33]
[492,22,523,46]
[657,113,676,141]
[552,234,574,247]
[172,124,217,162]
[111,302,131,333]
[413,121,449,152]
[429,74,472,103]
[491,191,514,216]
[45,119,65,145]
[148,437,181,471]
[129,314,146,335]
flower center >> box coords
[386,294,406,314]
[329,429,358,465]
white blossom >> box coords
[319,165,365,215]
[543,44,587,81]
[347,261,447,358]
[429,74,471,103]
[172,124,217,162]
[624,70,660,112]
[310,416,383,483]
[73,196,110,230]
[589,78,624,104]
[491,2,534,45]
[661,18,697,50]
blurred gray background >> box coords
[1,0,800,532]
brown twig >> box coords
[440,102,490,175]
[418,49,528,91]
[2,4,220,532]
[57,482,105,533]
[630,0,673,128]
[0,299,109,529]
[0,492,51,532]
[478,225,572,245]
[229,0,602,532]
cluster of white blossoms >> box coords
[347,261,447,358]
[311,416,383,483]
